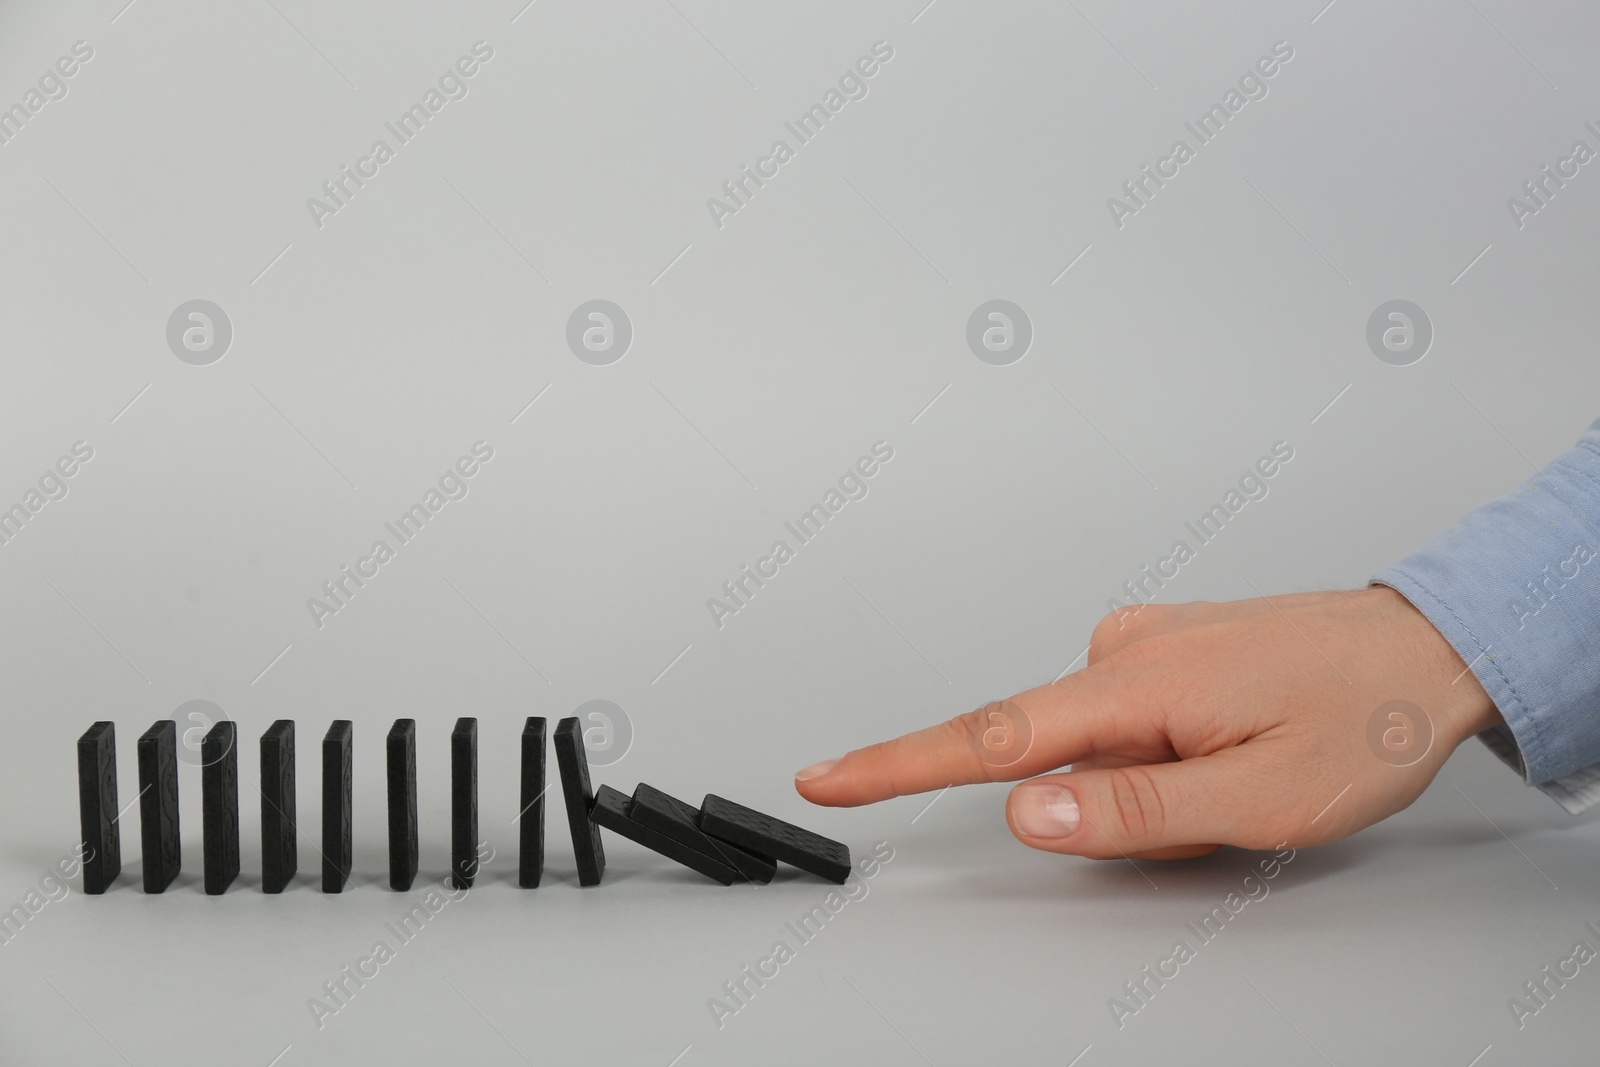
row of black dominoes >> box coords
[76,715,852,893]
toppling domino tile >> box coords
[552,717,604,886]
[322,721,353,893]
[76,722,121,894]
[630,783,776,885]
[387,719,419,892]
[589,786,737,886]
[201,721,239,895]
[137,720,181,893]
[451,718,478,890]
[519,717,546,889]
[699,794,852,884]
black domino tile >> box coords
[630,783,775,885]
[386,719,418,891]
[451,718,478,890]
[552,717,605,886]
[201,721,239,895]
[519,717,546,888]
[137,721,181,893]
[698,794,852,884]
[260,720,297,894]
[322,721,353,893]
[75,722,121,894]
[589,786,736,886]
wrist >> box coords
[1368,584,1502,747]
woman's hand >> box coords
[795,587,1502,860]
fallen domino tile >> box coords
[137,721,181,893]
[451,718,478,889]
[553,717,605,886]
[699,794,852,884]
[519,717,546,889]
[75,722,121,894]
[630,783,775,885]
[589,786,737,886]
[201,721,239,895]
[260,720,297,894]
[387,719,418,892]
[322,721,353,893]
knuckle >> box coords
[1090,604,1182,664]
[942,707,990,751]
[873,735,938,799]
[1089,609,1144,663]
[1103,765,1168,843]
[940,703,1015,779]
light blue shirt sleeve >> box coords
[1372,417,1600,814]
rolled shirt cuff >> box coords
[1371,417,1600,811]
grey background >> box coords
[1,0,1598,1063]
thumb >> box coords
[1006,755,1257,858]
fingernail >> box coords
[795,758,841,783]
[1013,782,1080,838]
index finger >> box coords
[794,669,1134,807]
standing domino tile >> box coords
[75,722,121,894]
[630,783,776,885]
[201,722,239,895]
[589,786,738,885]
[387,719,418,891]
[137,721,181,893]
[519,717,546,888]
[451,718,478,889]
[260,720,297,894]
[553,717,605,886]
[322,721,353,893]
[699,794,852,884]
